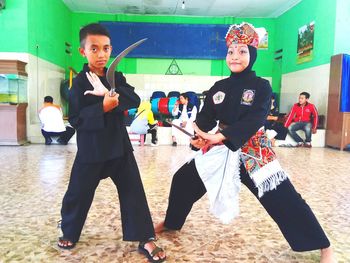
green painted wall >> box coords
[0,0,28,52]
[71,13,276,77]
[275,0,337,74]
[0,0,342,97]
[27,0,72,68]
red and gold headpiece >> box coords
[225,22,259,48]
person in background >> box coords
[171,93,197,146]
[264,94,288,145]
[38,96,75,145]
[131,101,159,146]
[284,92,318,148]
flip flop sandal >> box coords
[57,237,76,250]
[138,241,166,263]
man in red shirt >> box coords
[284,92,318,147]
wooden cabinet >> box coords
[326,54,350,150]
[0,103,28,145]
[0,60,28,145]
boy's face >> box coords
[226,44,250,73]
[79,34,112,72]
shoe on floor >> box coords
[304,142,312,148]
[151,142,159,147]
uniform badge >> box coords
[213,91,225,104]
[241,89,255,106]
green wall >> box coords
[27,0,72,68]
[0,0,71,68]
[0,0,344,96]
[0,0,28,52]
[275,0,336,74]
[71,13,276,78]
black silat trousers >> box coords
[60,151,155,243]
[164,160,330,252]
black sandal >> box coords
[57,237,76,250]
[138,240,166,263]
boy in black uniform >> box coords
[58,23,165,263]
[155,22,334,262]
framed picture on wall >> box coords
[256,27,268,50]
[297,21,315,64]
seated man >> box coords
[284,92,318,147]
[171,93,198,146]
[38,96,75,145]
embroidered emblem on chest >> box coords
[213,91,225,104]
[241,89,256,106]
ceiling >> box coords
[62,0,302,18]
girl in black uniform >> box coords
[155,22,335,262]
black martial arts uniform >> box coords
[163,50,330,251]
[60,64,155,243]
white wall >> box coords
[125,74,224,100]
[26,54,66,143]
[334,0,350,55]
[126,74,272,101]
[280,63,330,118]
[1,52,273,144]
[0,52,66,143]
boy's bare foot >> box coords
[320,247,337,263]
[154,221,166,234]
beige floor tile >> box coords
[0,145,349,262]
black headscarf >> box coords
[230,45,257,78]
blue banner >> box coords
[340,54,350,112]
[100,21,228,59]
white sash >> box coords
[193,145,241,224]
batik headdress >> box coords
[225,22,259,48]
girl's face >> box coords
[179,96,188,105]
[226,44,250,73]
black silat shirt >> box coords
[69,64,140,163]
[195,46,272,151]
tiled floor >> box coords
[0,144,349,262]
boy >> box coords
[284,91,318,147]
[58,23,165,262]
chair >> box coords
[186,91,200,109]
[151,91,166,100]
[128,132,145,146]
[167,91,180,98]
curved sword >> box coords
[106,38,147,96]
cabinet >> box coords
[0,60,28,145]
[325,54,350,150]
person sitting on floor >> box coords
[38,96,75,145]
